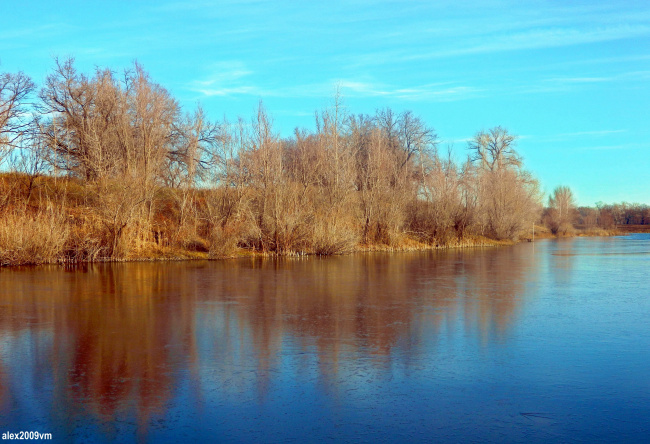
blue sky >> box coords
[1,0,649,205]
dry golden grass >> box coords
[616,224,650,233]
[576,227,618,236]
[309,217,359,255]
[209,225,241,259]
[0,205,69,265]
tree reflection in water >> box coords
[0,246,534,436]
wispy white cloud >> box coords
[546,77,613,84]
[190,71,480,102]
[579,142,646,151]
[191,82,326,99]
[544,69,650,86]
[559,129,627,137]
[541,54,650,70]
[322,80,481,102]
[0,23,69,41]
[189,61,261,96]
[495,65,650,98]
[441,137,474,145]
[273,109,315,118]
[195,67,253,88]
[524,129,629,144]
[154,0,264,14]
[621,70,650,80]
[196,86,262,97]
[349,13,650,69]
[407,24,650,61]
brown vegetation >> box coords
[616,224,650,233]
[538,185,649,237]
[0,59,553,266]
[545,185,576,235]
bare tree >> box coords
[397,110,437,172]
[0,71,35,164]
[468,127,540,240]
[38,58,181,185]
[38,59,114,179]
[375,108,399,152]
[416,148,463,244]
[165,106,219,245]
[35,58,199,257]
[8,121,51,205]
[577,206,599,228]
[2,56,560,261]
[547,186,576,234]
[468,126,521,172]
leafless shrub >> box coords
[85,177,146,258]
[546,186,576,234]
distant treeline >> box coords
[542,186,650,234]
[578,203,650,227]
[0,59,634,265]
[540,185,649,236]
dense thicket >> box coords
[1,60,546,264]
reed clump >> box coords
[0,204,69,265]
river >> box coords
[1,234,649,442]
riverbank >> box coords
[527,224,622,240]
[616,224,650,233]
[0,173,644,267]
[0,210,638,267]
[0,172,525,267]
[0,233,512,267]
[4,226,638,268]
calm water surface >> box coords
[1,235,649,443]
